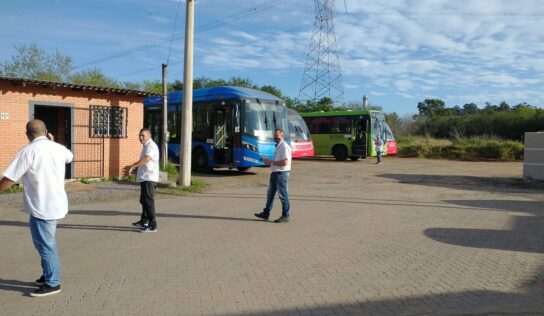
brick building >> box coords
[0,76,155,179]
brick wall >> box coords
[0,80,145,179]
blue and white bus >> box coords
[144,86,289,172]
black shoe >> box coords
[274,216,289,223]
[254,212,269,220]
[35,275,45,286]
[30,284,61,297]
[141,226,158,233]
[132,220,149,229]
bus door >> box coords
[352,117,367,157]
[214,107,234,165]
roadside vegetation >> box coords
[157,162,209,195]
[387,99,542,161]
[396,136,524,161]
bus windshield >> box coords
[244,101,286,140]
[288,114,310,141]
[384,122,395,141]
[371,112,386,140]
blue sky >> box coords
[1,0,543,115]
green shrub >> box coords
[160,161,179,178]
[396,136,523,161]
[0,184,23,194]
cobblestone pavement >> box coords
[1,158,544,316]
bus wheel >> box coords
[192,148,211,173]
[349,156,360,161]
[237,167,251,172]
[333,145,348,161]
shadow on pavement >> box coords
[0,279,36,295]
[378,173,542,194]
[0,220,137,232]
[218,290,544,316]
[425,199,544,254]
[193,169,258,177]
[69,210,260,222]
[186,193,485,212]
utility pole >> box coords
[179,0,195,187]
[161,63,168,169]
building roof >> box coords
[0,76,157,96]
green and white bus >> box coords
[300,110,397,161]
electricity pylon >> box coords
[299,0,344,105]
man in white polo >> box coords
[127,128,160,233]
[254,128,292,223]
[0,119,73,297]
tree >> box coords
[462,103,479,115]
[1,43,73,81]
[498,101,511,112]
[417,98,446,118]
[483,102,499,113]
[69,68,120,87]
[512,102,534,111]
[227,76,257,89]
[259,85,283,98]
[450,105,463,116]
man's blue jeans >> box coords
[29,216,60,287]
[263,171,290,218]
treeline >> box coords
[387,98,544,141]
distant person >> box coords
[126,128,160,233]
[0,119,73,297]
[254,128,292,223]
[375,135,383,164]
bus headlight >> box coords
[242,141,259,152]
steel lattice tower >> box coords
[299,0,344,104]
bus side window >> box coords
[314,117,330,133]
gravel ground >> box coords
[0,181,140,207]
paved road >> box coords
[1,158,544,315]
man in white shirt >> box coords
[0,119,73,297]
[127,128,160,233]
[375,135,383,164]
[254,128,292,223]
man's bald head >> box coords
[26,119,47,140]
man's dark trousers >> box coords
[140,181,157,228]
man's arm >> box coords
[270,159,289,167]
[126,156,152,175]
[0,177,15,192]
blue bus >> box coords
[144,86,289,172]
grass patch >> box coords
[161,161,179,180]
[0,184,23,194]
[397,136,524,161]
[157,179,208,196]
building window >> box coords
[91,106,127,137]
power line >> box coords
[73,0,284,71]
[166,0,183,65]
[358,11,544,17]
[113,24,307,80]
